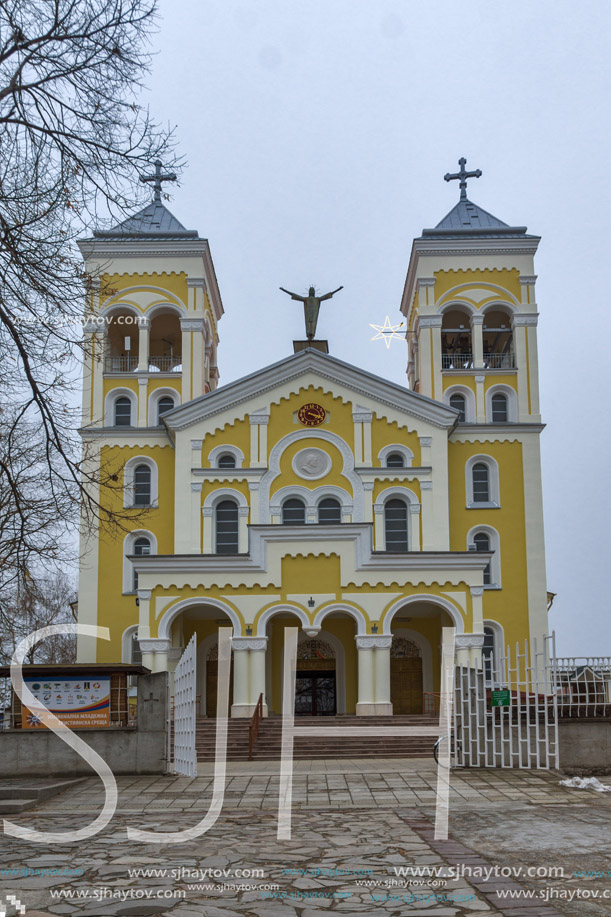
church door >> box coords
[205,652,234,718]
[391,638,423,715]
[295,637,336,716]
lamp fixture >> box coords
[308,597,315,609]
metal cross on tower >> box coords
[139,160,177,202]
[444,157,482,201]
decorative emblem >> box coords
[292,447,331,480]
[298,403,326,426]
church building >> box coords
[76,160,547,718]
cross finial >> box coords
[444,157,482,201]
[139,160,177,202]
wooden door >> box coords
[391,657,423,714]
[206,660,234,717]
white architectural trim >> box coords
[270,484,353,521]
[382,594,465,635]
[147,387,180,427]
[467,524,501,588]
[146,300,187,319]
[121,624,139,663]
[207,444,245,469]
[123,455,159,508]
[465,454,500,508]
[377,444,414,468]
[104,387,138,428]
[483,619,506,686]
[485,384,518,424]
[312,602,368,634]
[438,299,478,317]
[202,487,249,511]
[123,529,158,593]
[391,627,434,693]
[373,485,420,508]
[256,603,312,636]
[480,299,519,316]
[157,597,241,642]
[260,429,364,521]
[443,385,476,423]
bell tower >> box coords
[401,158,541,425]
[78,167,224,431]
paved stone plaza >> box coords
[0,760,609,917]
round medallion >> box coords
[292,447,331,480]
[298,402,326,427]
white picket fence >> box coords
[173,635,197,776]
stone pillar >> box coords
[137,317,150,372]
[363,481,373,524]
[190,482,202,552]
[202,506,214,553]
[248,482,260,523]
[419,480,434,551]
[418,315,442,401]
[470,585,484,634]
[356,635,392,715]
[137,377,148,427]
[238,506,249,553]
[475,374,486,422]
[248,638,268,716]
[408,502,421,551]
[471,314,484,369]
[138,638,172,673]
[513,312,540,421]
[181,318,206,401]
[455,634,484,668]
[373,504,385,551]
[91,329,105,425]
[512,318,529,421]
[249,412,269,467]
[353,409,373,466]
[231,643,250,716]
[137,589,152,642]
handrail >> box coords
[248,693,264,761]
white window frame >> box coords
[467,524,501,588]
[122,529,158,593]
[207,444,245,469]
[270,484,353,523]
[444,384,476,423]
[123,456,159,508]
[465,454,500,508]
[373,485,421,551]
[105,387,138,428]
[377,444,414,468]
[148,387,180,427]
[485,384,518,423]
[202,488,249,553]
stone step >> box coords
[0,798,40,814]
[0,778,85,813]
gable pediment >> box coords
[163,349,457,436]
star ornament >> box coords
[370,315,405,349]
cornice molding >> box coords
[355,635,393,650]
[232,637,268,652]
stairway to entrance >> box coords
[195,715,439,761]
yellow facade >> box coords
[76,183,548,718]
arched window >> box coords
[441,308,472,369]
[132,536,151,591]
[386,452,405,468]
[449,392,466,422]
[483,309,514,369]
[157,396,175,425]
[483,626,496,684]
[217,453,236,469]
[472,463,490,503]
[215,500,239,554]
[384,499,408,552]
[473,531,492,585]
[491,392,508,423]
[282,498,306,525]
[114,396,132,427]
[318,497,341,524]
[133,464,152,506]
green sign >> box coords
[491,689,511,707]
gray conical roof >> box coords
[93,199,199,240]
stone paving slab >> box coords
[0,762,609,916]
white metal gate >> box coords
[173,635,197,776]
[453,635,559,769]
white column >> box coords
[374,639,392,715]
[91,330,105,425]
[248,638,268,716]
[356,639,375,715]
[353,410,373,465]
[180,318,206,401]
[137,317,150,372]
[471,314,484,369]
[248,482,260,523]
[202,507,214,553]
[190,483,202,552]
[408,502,421,551]
[470,585,484,634]
[373,504,385,550]
[356,635,392,715]
[249,413,269,468]
[231,643,250,717]
[454,635,471,667]
[139,638,172,673]
[512,319,529,421]
[238,506,249,553]
[475,374,486,422]
[418,315,442,400]
[363,481,374,524]
[137,589,152,640]
[137,377,148,427]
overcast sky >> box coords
[141,0,610,655]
